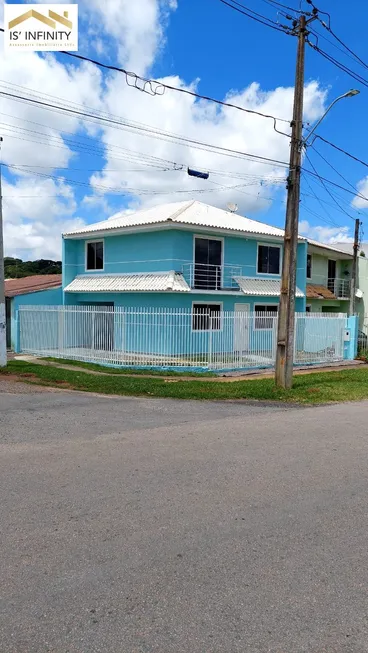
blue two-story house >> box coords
[63,199,307,313]
[58,200,308,365]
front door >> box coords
[328,260,336,293]
[234,303,250,353]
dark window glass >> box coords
[257,245,280,275]
[254,305,278,329]
[194,238,222,289]
[95,242,104,270]
[86,241,104,270]
[192,304,221,331]
[307,254,312,278]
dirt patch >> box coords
[52,380,74,389]
[18,373,39,379]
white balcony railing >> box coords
[182,263,242,290]
[327,277,350,299]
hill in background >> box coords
[5,257,62,279]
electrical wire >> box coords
[218,0,292,33]
[0,90,290,169]
[0,26,291,124]
[311,134,368,172]
[260,0,304,15]
[307,41,368,89]
[304,152,357,220]
[302,173,342,228]
[310,146,362,195]
[319,22,368,72]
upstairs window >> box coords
[307,253,312,279]
[257,245,280,275]
[86,241,104,270]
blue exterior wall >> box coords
[11,286,62,351]
[63,228,307,304]
[61,292,304,358]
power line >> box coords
[303,167,368,203]
[300,202,343,229]
[307,40,368,88]
[260,0,304,15]
[0,90,290,169]
[318,21,368,72]
[302,170,341,227]
[310,145,362,195]
[0,26,290,124]
[219,0,292,32]
[312,134,368,171]
[304,152,357,220]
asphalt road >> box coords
[1,384,368,653]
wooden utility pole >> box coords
[275,15,306,389]
[349,218,360,316]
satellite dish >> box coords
[356,288,363,299]
[227,202,238,213]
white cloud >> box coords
[299,220,353,244]
[352,176,368,209]
[88,78,327,216]
[0,0,328,260]
[2,176,85,259]
[29,0,177,73]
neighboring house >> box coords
[305,240,353,314]
[62,201,308,325]
[331,241,368,332]
[5,275,62,350]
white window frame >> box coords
[256,243,282,277]
[193,234,224,289]
[191,301,223,332]
[85,239,104,272]
[254,303,279,330]
[306,304,312,313]
[306,253,312,279]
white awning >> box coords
[64,272,191,293]
[234,276,304,298]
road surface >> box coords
[1,383,368,652]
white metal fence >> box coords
[18,305,348,371]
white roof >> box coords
[307,239,353,257]
[64,272,190,293]
[63,200,300,240]
[234,276,304,298]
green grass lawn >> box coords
[41,357,216,377]
[2,359,368,404]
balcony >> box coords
[182,263,242,290]
[308,277,351,300]
[327,277,351,299]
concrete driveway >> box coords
[1,383,368,652]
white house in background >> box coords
[333,242,368,333]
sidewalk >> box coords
[13,355,366,383]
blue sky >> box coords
[1,0,368,259]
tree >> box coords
[4,257,62,279]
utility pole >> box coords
[0,141,6,367]
[275,15,307,389]
[349,218,360,316]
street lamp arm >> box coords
[304,89,359,145]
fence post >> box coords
[208,314,213,369]
[15,309,21,353]
[58,307,64,352]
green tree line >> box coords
[5,257,62,279]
